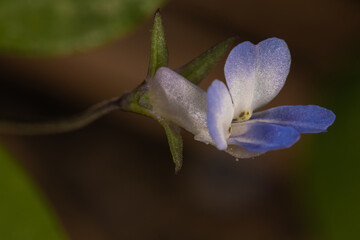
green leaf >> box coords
[147,9,169,79]
[158,120,183,173]
[0,0,165,55]
[176,37,237,85]
[0,144,67,239]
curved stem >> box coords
[0,96,127,135]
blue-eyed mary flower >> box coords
[149,38,335,158]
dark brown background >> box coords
[0,0,359,239]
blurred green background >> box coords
[0,0,359,239]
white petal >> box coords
[207,80,234,150]
[149,67,209,139]
[225,145,264,158]
[224,38,291,118]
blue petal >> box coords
[250,105,336,133]
[207,80,234,150]
[224,38,291,116]
[228,122,300,152]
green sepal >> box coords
[158,120,183,173]
[147,9,169,79]
[120,85,183,173]
[176,37,238,85]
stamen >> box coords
[233,111,251,121]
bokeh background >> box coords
[0,0,359,239]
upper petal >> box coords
[207,80,234,150]
[224,38,291,118]
[250,105,336,133]
[228,121,300,152]
[149,67,209,139]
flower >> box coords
[149,38,335,158]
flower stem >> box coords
[0,95,129,135]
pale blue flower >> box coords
[149,38,335,158]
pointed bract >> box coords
[147,10,169,80]
[158,120,183,173]
[176,37,237,85]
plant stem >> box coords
[0,95,128,135]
